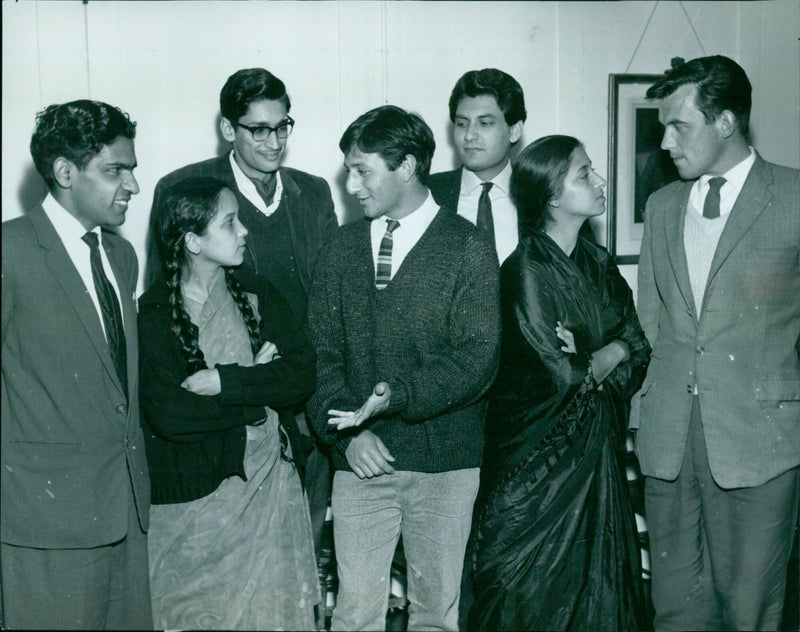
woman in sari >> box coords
[470,136,650,631]
[138,177,319,630]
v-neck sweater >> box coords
[307,208,501,473]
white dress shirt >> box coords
[42,194,124,341]
[456,161,517,263]
[229,150,284,216]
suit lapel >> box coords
[443,169,462,212]
[705,156,771,286]
[30,208,124,397]
[663,183,698,317]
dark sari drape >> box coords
[470,231,650,632]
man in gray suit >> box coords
[1,101,151,629]
[634,55,800,631]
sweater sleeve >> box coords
[384,234,501,423]
[138,304,265,443]
[305,236,361,448]
[216,274,316,410]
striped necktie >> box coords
[375,219,400,289]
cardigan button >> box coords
[116,404,127,415]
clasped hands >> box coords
[329,382,395,479]
[181,339,280,396]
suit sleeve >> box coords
[637,196,660,348]
[383,235,501,423]
[145,178,167,288]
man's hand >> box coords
[328,382,391,430]
[344,429,396,479]
[181,368,221,396]
[254,340,280,364]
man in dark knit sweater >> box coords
[307,105,500,631]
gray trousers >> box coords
[645,396,799,631]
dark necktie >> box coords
[253,176,278,208]
[375,219,400,289]
[82,232,128,399]
[477,181,495,248]
[703,177,726,219]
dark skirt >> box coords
[470,395,645,632]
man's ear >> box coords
[220,117,237,143]
[716,110,738,139]
[52,156,74,189]
[547,197,560,208]
[399,154,418,182]
[509,121,523,145]
[184,232,202,255]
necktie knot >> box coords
[82,231,100,249]
[385,219,400,234]
[480,181,494,196]
[702,176,726,219]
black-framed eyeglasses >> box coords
[236,116,295,142]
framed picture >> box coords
[607,74,680,264]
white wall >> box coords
[3,0,798,295]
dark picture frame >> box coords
[607,74,680,264]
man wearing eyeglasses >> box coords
[147,68,337,324]
[145,67,337,573]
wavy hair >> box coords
[30,100,136,189]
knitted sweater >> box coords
[306,208,500,473]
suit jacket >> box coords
[146,155,337,304]
[429,168,462,212]
[632,154,800,488]
[1,206,150,548]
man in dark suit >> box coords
[1,100,152,629]
[429,68,526,264]
[632,55,800,631]
[146,67,337,567]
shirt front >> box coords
[457,161,517,263]
[229,150,284,216]
[688,146,756,220]
[42,194,124,341]
[370,192,440,280]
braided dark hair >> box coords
[157,177,261,372]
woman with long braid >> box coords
[138,177,319,630]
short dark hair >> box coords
[448,68,527,126]
[29,100,136,189]
[219,68,291,123]
[511,135,582,235]
[339,105,435,186]
[646,55,752,137]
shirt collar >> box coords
[699,147,756,196]
[228,149,283,211]
[386,191,439,231]
[42,193,100,246]
[460,160,512,195]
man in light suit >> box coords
[633,55,800,631]
[429,68,526,264]
[1,100,152,629]
[146,67,337,569]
